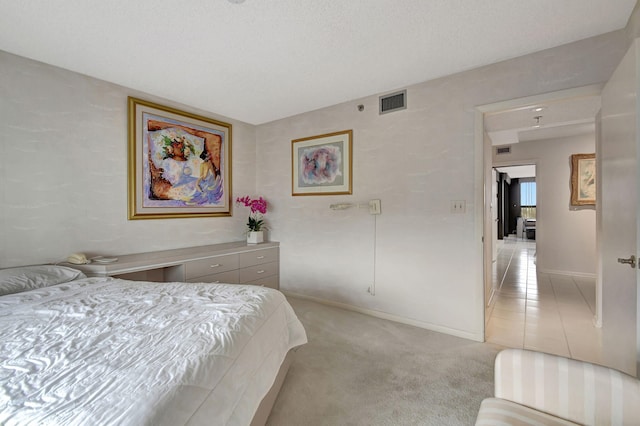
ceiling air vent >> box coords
[495,146,512,155]
[379,90,407,115]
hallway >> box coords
[486,237,603,365]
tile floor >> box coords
[485,236,604,365]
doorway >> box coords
[494,165,536,242]
[486,165,537,307]
[476,85,602,361]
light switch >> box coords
[369,199,381,215]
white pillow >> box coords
[0,265,86,296]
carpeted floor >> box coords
[267,297,503,426]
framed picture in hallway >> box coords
[570,153,595,206]
[291,130,353,196]
[127,97,232,219]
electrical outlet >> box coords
[451,200,466,213]
[369,199,381,215]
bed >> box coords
[0,265,307,425]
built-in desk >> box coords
[69,241,280,290]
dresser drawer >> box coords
[186,269,239,284]
[239,261,278,283]
[185,254,239,280]
[245,274,279,290]
[239,248,279,268]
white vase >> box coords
[247,231,264,244]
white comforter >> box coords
[0,278,307,426]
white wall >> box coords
[494,134,597,276]
[256,30,628,340]
[0,51,257,268]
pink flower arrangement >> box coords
[236,196,268,231]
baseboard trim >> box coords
[536,269,596,279]
[282,291,484,343]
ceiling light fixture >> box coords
[531,106,545,112]
[533,115,542,128]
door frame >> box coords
[486,162,538,310]
[474,83,604,341]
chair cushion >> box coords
[494,349,640,425]
[476,398,580,426]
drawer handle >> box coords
[210,264,221,268]
[256,256,265,259]
[256,270,265,274]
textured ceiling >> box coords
[0,0,636,124]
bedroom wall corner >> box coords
[254,29,627,340]
[0,50,258,268]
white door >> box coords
[600,39,640,376]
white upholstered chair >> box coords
[476,349,640,426]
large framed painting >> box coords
[291,130,352,196]
[570,153,595,206]
[128,97,232,219]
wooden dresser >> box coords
[70,241,280,289]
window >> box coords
[520,181,536,219]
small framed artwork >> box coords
[128,97,232,219]
[570,153,596,206]
[291,130,353,196]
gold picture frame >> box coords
[291,130,353,196]
[128,97,232,219]
[570,153,595,206]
